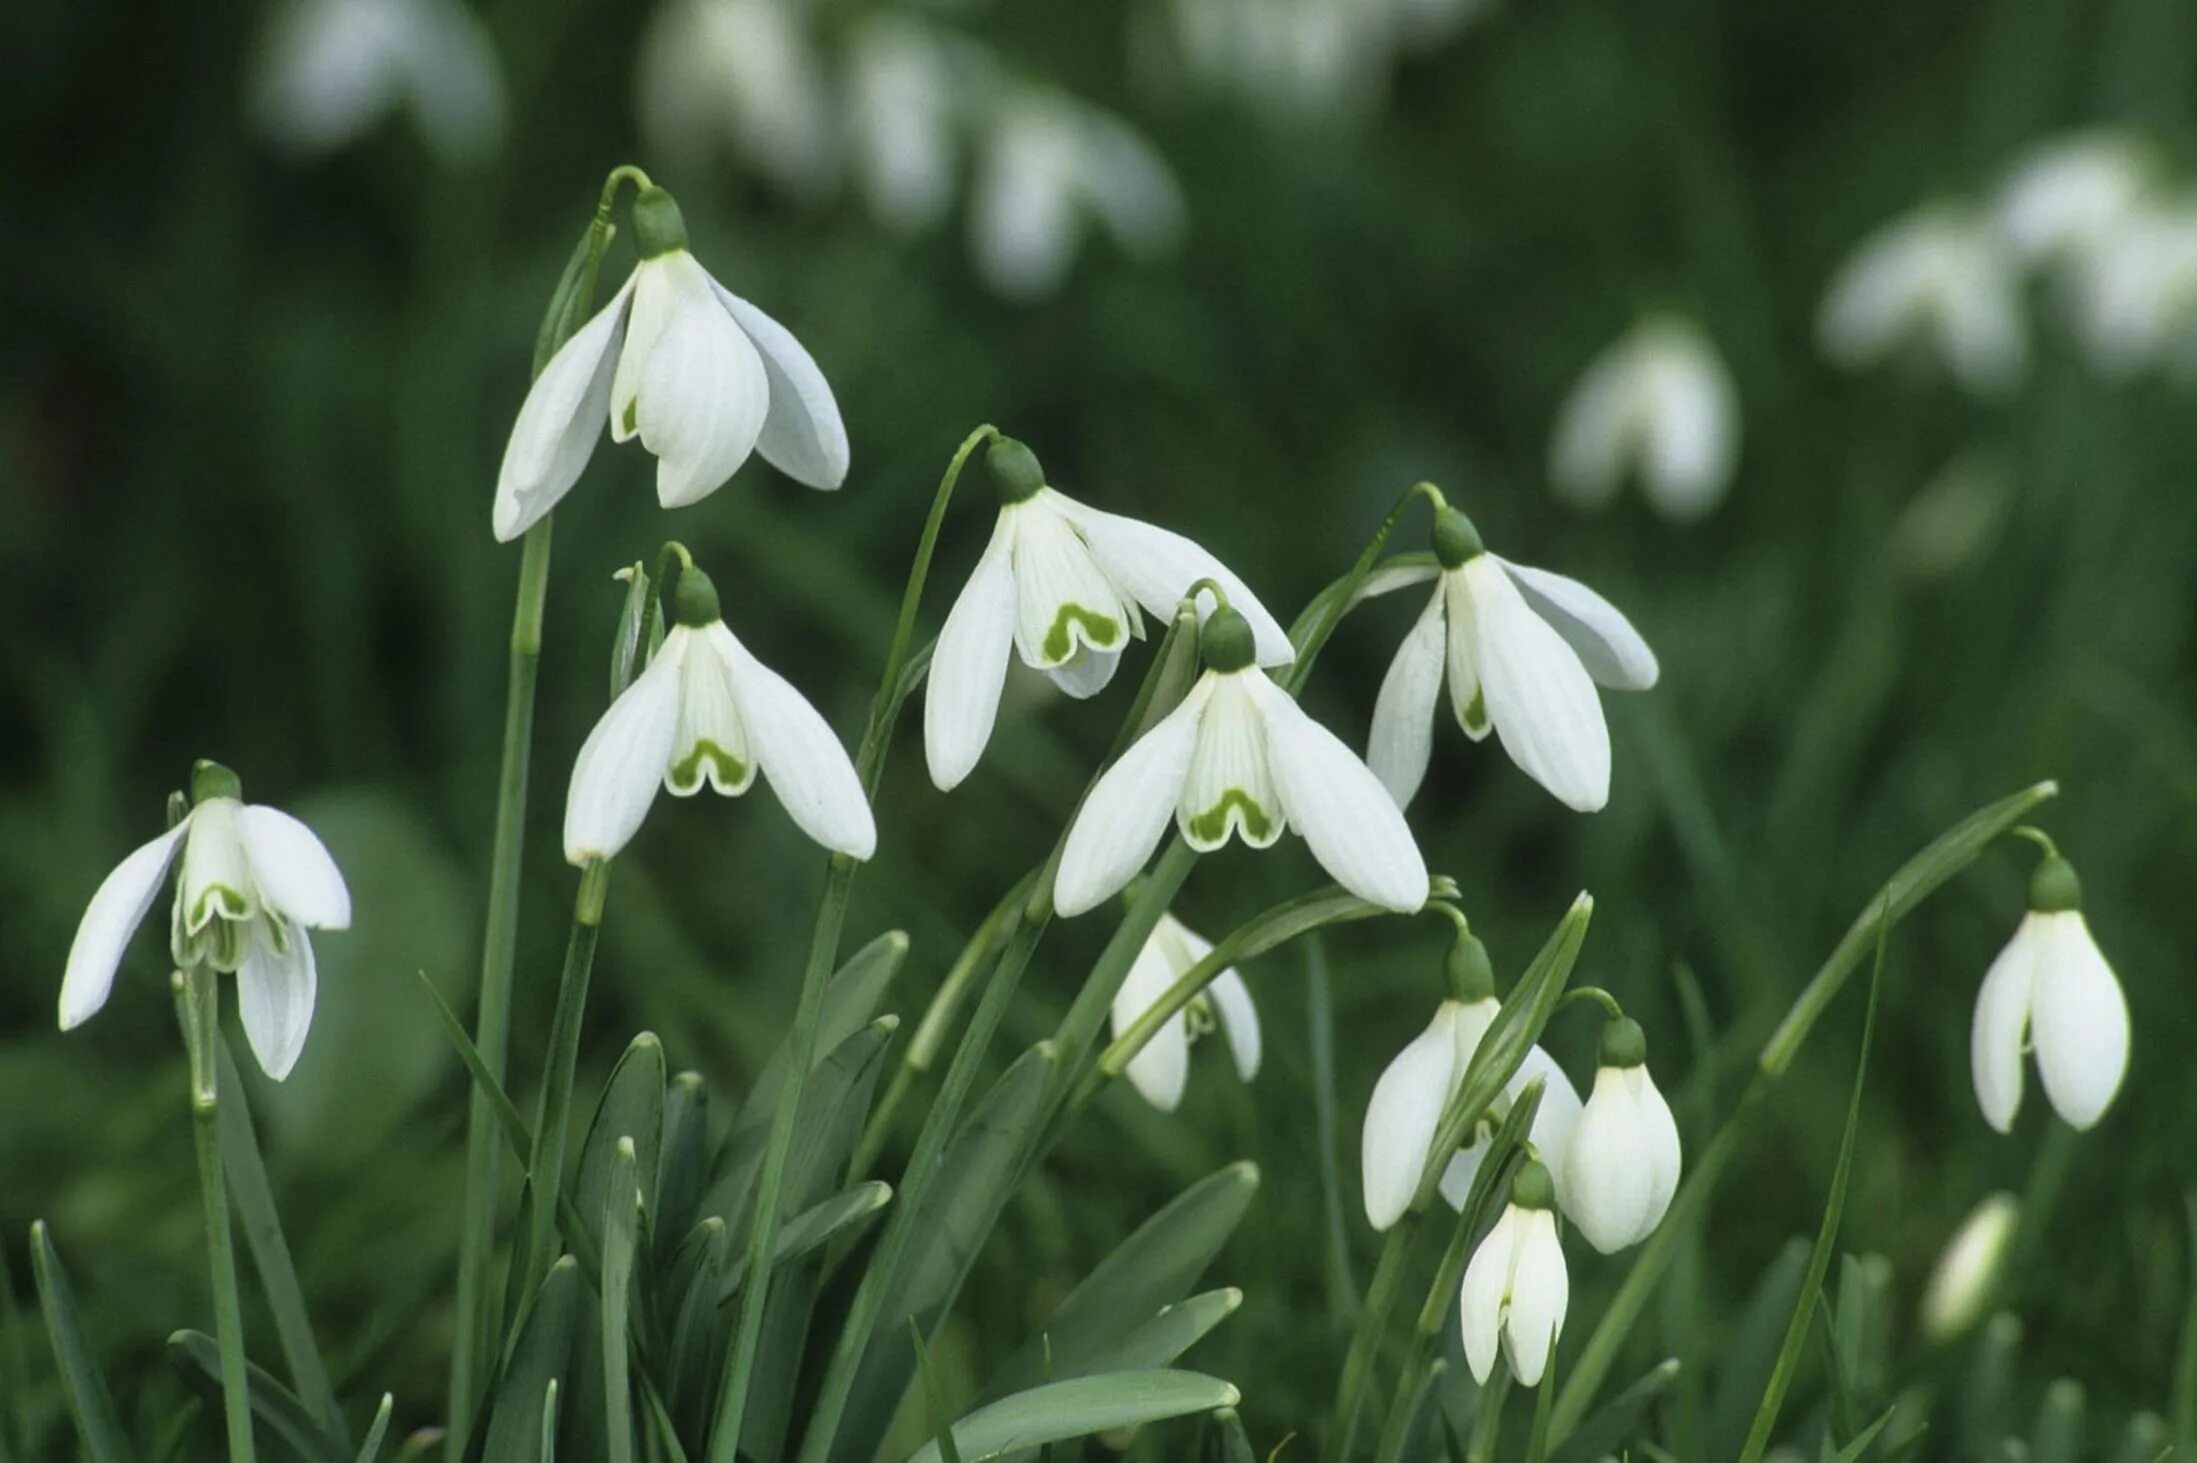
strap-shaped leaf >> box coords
[713,1017,899,1241]
[576,1036,667,1255]
[907,1371,1240,1463]
[1547,1359,1678,1463]
[602,1140,644,1463]
[718,1183,893,1302]
[721,933,910,1166]
[655,1073,715,1260]
[28,1222,135,1463]
[354,1396,394,1463]
[169,1329,345,1462]
[467,1257,586,1463]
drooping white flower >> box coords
[564,563,875,865]
[60,761,351,1081]
[1459,1159,1569,1387]
[253,0,507,165]
[1053,607,1426,919]
[635,0,838,198]
[1558,1018,1682,1254]
[1438,1044,1583,1213]
[1994,132,2154,270]
[1549,318,1741,522]
[1109,913,1261,1111]
[2063,200,2197,378]
[493,185,849,543]
[1365,508,1657,814]
[1818,203,2028,397]
[847,15,961,234]
[1919,1191,2019,1343]
[1970,852,2128,1133]
[925,437,1293,792]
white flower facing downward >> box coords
[60,761,351,1081]
[1366,508,1657,814]
[1970,851,2128,1134]
[1994,132,2155,271]
[1459,1158,1569,1388]
[847,15,961,235]
[1818,203,2028,397]
[254,0,507,166]
[564,563,875,865]
[1054,606,1426,919]
[1549,317,1741,522]
[1558,1017,1682,1254]
[1109,913,1261,1112]
[636,0,837,198]
[493,184,850,542]
[926,437,1294,792]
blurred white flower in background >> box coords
[1156,0,1495,121]
[636,0,839,198]
[1818,204,2028,397]
[1549,317,1741,522]
[1994,132,2154,270]
[2062,201,2197,378]
[254,0,507,165]
[1919,1191,2019,1343]
[847,16,963,234]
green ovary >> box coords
[1187,790,1274,845]
[1040,604,1122,663]
[670,741,748,794]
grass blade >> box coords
[602,1139,643,1463]
[1548,1359,1680,1463]
[168,1329,345,1463]
[912,1322,966,1463]
[28,1221,137,1463]
[907,1371,1241,1463]
[354,1398,394,1463]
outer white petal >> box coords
[1560,1067,1654,1254]
[59,821,188,1030]
[1465,558,1610,812]
[493,278,633,542]
[1046,648,1122,700]
[1054,679,1210,917]
[236,805,352,929]
[1491,559,1659,691]
[1208,968,1262,1083]
[1051,492,1294,667]
[632,255,770,508]
[1458,1206,1520,1384]
[925,512,1018,791]
[1639,337,1740,521]
[1970,915,2044,1133]
[1548,345,1636,510]
[1510,1046,1585,1202]
[1438,1143,1489,1213]
[1631,1068,1683,1232]
[1367,588,1448,808]
[1362,1004,1464,1230]
[1246,674,1428,913]
[1113,938,1190,1112]
[713,624,877,860]
[2029,912,2129,1130]
[709,278,851,490]
[1503,1209,1569,1386]
[237,919,318,1081]
[398,0,508,165]
[564,641,685,864]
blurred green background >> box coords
[5,0,2196,1454]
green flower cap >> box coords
[2028,854,2082,914]
[672,563,723,628]
[1511,1158,1556,1211]
[1599,1015,1648,1069]
[987,436,1046,505]
[190,759,242,806]
[1200,607,1257,674]
[632,186,690,259]
[1432,508,1485,569]
[1446,933,1495,1003]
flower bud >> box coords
[1559,1027,1682,1254]
[630,185,690,259]
[1919,1191,2018,1343]
[1199,607,1257,674]
[986,436,1046,505]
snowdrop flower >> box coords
[926,438,1293,791]
[1994,132,2154,270]
[254,0,506,165]
[847,16,960,234]
[1053,606,1427,918]
[2064,201,2197,378]
[1559,1017,1681,1254]
[636,0,837,198]
[1109,913,1260,1111]
[1366,508,1658,814]
[1970,847,2128,1133]
[1549,318,1741,522]
[970,88,1186,301]
[60,761,351,1081]
[1919,1191,2019,1342]
[493,184,849,543]
[1818,203,2028,397]
[564,562,875,864]
[1459,1158,1568,1387]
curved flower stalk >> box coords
[1970,843,2128,1132]
[1549,317,1741,522]
[925,436,1293,791]
[1817,202,2028,397]
[252,0,507,165]
[1558,1016,1682,1253]
[1364,507,1657,813]
[564,558,875,865]
[635,0,837,197]
[60,760,351,1080]
[1108,912,1261,1111]
[1459,1157,1569,1387]
[1054,606,1426,918]
[493,183,850,542]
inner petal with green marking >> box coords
[1179,676,1283,850]
[666,632,755,797]
[1039,603,1124,664]
[667,739,751,797]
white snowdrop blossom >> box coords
[1994,132,2154,270]
[1053,607,1427,919]
[1459,1160,1569,1388]
[636,0,837,197]
[1558,1019,1682,1254]
[60,762,351,1081]
[1818,204,2028,397]
[564,565,875,865]
[971,88,1186,301]
[1109,913,1261,1112]
[1970,853,2128,1133]
[493,185,849,543]
[1919,1191,2019,1342]
[2063,201,2197,378]
[847,16,961,234]
[1366,509,1657,814]
[254,0,507,165]
[925,438,1293,792]
[1549,318,1741,522]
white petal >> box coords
[2029,912,2129,1130]
[563,640,684,864]
[1510,1046,1585,1202]
[236,805,352,929]
[1362,1004,1464,1230]
[924,512,1018,791]
[180,801,258,934]
[60,821,187,1030]
[1970,915,2044,1134]
[1112,938,1190,1112]
[1639,338,1740,521]
[493,277,632,542]
[1490,559,1659,692]
[1548,345,1636,510]
[1458,1206,1519,1384]
[710,279,850,490]
[1246,675,1428,913]
[713,624,877,860]
[1051,492,1294,667]
[1465,558,1611,812]
[1208,968,1262,1083]
[1443,573,1490,740]
[237,918,318,1082]
[1438,1142,1489,1212]
[1503,1210,1569,1387]
[1348,561,1441,609]
[1011,499,1136,670]
[1180,676,1282,851]
[1559,1067,1655,1254]
[1046,648,1122,700]
[666,631,755,797]
[1053,680,1210,917]
[626,255,771,508]
[1631,1067,1683,1232]
[1367,588,1447,808]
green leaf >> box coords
[723,933,910,1164]
[469,1257,586,1463]
[576,1035,667,1255]
[719,1183,893,1302]
[540,1381,560,1463]
[1822,1406,1896,1463]
[2027,1379,2084,1463]
[602,1139,644,1463]
[354,1397,394,1463]
[906,1372,1241,1463]
[1706,1239,1810,1460]
[28,1221,136,1463]
[1548,1359,1679,1463]
[1204,1408,1257,1463]
[655,1073,715,1261]
[715,1013,901,1236]
[912,1322,966,1463]
[168,1329,345,1463]
[663,1219,731,1438]
[1074,1289,1241,1375]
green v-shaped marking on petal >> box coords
[1041,604,1123,663]
[669,741,750,795]
[1188,789,1275,845]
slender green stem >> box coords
[1554,986,1627,1021]
[518,862,612,1305]
[1328,1220,1418,1463]
[175,967,255,1463]
[1284,480,1445,694]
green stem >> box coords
[175,967,256,1463]
[518,862,612,1305]
[1327,1220,1418,1463]
[1284,480,1445,695]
